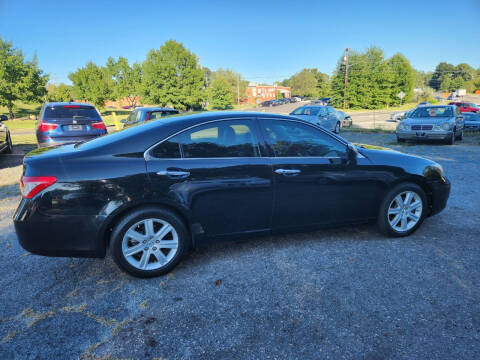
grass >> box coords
[344,100,446,114]
[11,133,37,145]
[342,127,395,134]
[0,102,42,119]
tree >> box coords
[46,83,72,102]
[211,68,248,104]
[69,62,112,108]
[106,57,142,108]
[141,40,205,110]
[288,69,318,97]
[386,53,415,105]
[330,47,394,109]
[0,37,48,118]
[208,78,234,109]
[429,62,456,91]
[309,68,330,98]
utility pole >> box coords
[237,74,240,105]
[343,47,349,110]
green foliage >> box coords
[141,40,204,110]
[47,83,72,102]
[282,68,329,98]
[331,47,414,109]
[0,37,48,118]
[210,68,248,104]
[208,78,234,109]
[69,62,113,109]
[429,62,476,91]
[106,57,142,107]
[276,90,283,100]
[387,53,415,105]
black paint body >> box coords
[14,112,450,258]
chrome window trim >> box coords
[143,116,364,160]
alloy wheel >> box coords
[387,191,423,233]
[122,218,179,270]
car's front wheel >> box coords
[2,133,12,154]
[377,183,427,237]
[446,131,455,145]
[455,128,463,141]
[334,122,341,133]
[110,206,190,278]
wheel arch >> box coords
[388,176,433,215]
[98,201,193,258]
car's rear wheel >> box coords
[396,136,405,143]
[455,129,463,141]
[3,133,12,154]
[377,183,427,237]
[110,207,189,277]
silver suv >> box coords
[396,105,464,145]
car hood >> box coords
[356,143,442,178]
[402,116,454,124]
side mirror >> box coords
[0,115,8,122]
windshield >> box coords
[44,105,101,120]
[291,107,321,116]
[410,106,453,118]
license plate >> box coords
[68,125,82,131]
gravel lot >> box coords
[0,133,479,360]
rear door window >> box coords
[44,105,101,120]
[160,120,259,158]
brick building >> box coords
[245,83,291,105]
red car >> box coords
[448,101,479,113]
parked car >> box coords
[418,102,431,107]
[36,103,107,148]
[0,115,13,154]
[396,105,464,144]
[14,111,450,277]
[448,101,479,113]
[123,107,179,129]
[290,105,342,133]
[259,100,275,107]
[391,111,407,121]
[463,112,480,130]
[292,97,302,102]
[336,111,353,127]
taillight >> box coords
[38,122,58,132]
[20,176,57,199]
[91,122,106,131]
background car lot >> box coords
[1,132,479,359]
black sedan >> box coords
[14,112,450,277]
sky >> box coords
[1,0,479,85]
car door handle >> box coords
[275,169,301,175]
[156,170,190,179]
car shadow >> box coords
[0,143,36,169]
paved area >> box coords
[0,133,479,359]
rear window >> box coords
[44,105,101,120]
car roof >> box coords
[44,102,95,107]
[77,111,298,154]
[135,107,178,112]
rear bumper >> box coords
[13,198,106,258]
[428,177,451,216]
[37,133,106,148]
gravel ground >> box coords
[0,133,479,360]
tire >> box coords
[446,131,455,145]
[377,183,427,237]
[396,136,405,143]
[5,133,13,154]
[455,129,463,141]
[334,122,341,134]
[110,206,190,278]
